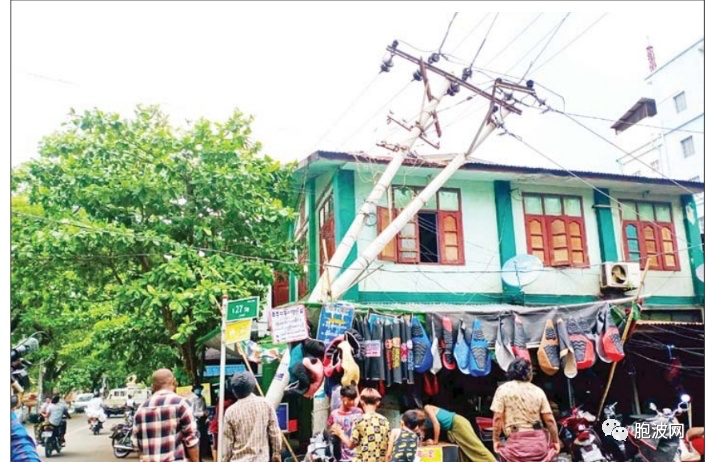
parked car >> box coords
[72,393,95,413]
[104,387,151,417]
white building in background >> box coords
[614,38,705,231]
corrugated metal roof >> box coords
[298,150,704,192]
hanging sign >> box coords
[226,297,259,322]
[317,301,355,345]
[225,319,253,344]
[270,304,309,344]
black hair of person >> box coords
[340,385,358,400]
[506,358,533,381]
[402,410,425,430]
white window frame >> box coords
[681,136,695,158]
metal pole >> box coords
[36,360,44,414]
[217,294,228,462]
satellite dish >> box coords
[501,254,543,288]
[697,264,704,283]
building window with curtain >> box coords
[523,193,589,267]
[376,187,464,265]
[620,200,680,271]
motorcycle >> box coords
[559,407,609,462]
[304,430,336,462]
[624,398,690,462]
[109,411,136,459]
[89,417,104,435]
[39,420,64,458]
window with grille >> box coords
[620,200,680,271]
[681,136,695,157]
[376,187,464,265]
[674,91,687,113]
[523,194,589,267]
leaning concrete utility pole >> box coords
[309,81,448,302]
[328,79,534,301]
[309,42,523,302]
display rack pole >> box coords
[596,264,651,417]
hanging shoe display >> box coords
[469,318,492,377]
[538,319,560,376]
[454,321,471,375]
[441,316,456,370]
[494,316,515,372]
[412,317,434,373]
[557,318,578,378]
[567,317,596,370]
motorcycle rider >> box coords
[46,395,71,446]
[86,392,106,429]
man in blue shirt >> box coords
[11,410,41,462]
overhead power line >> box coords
[520,12,571,80]
[483,13,544,68]
[532,13,609,73]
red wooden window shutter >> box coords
[319,216,335,275]
[439,211,464,264]
[525,216,547,264]
[549,218,570,266]
[567,218,588,266]
[273,272,290,307]
[397,214,420,263]
[659,224,680,270]
[377,206,397,261]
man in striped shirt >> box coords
[222,372,281,462]
[132,369,200,462]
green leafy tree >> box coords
[12,106,299,384]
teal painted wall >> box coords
[333,170,359,301]
[307,179,318,293]
[593,189,619,262]
[680,195,705,300]
[494,181,521,302]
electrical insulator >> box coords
[504,92,513,101]
[526,80,534,90]
[413,70,423,81]
[462,67,472,81]
[447,83,460,96]
[380,60,394,73]
[492,105,499,113]
[428,53,441,64]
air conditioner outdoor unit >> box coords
[601,262,641,290]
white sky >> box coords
[10,1,705,174]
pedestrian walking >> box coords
[222,372,282,462]
[491,358,560,462]
[332,387,390,462]
[132,368,200,462]
[328,385,363,462]
[422,405,494,462]
[385,410,425,462]
[191,383,209,462]
[209,388,235,461]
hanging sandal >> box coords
[441,316,456,370]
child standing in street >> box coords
[386,410,426,462]
[328,385,363,462]
[332,387,390,462]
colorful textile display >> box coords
[537,319,560,376]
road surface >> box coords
[27,414,137,461]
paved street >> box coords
[27,414,137,461]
